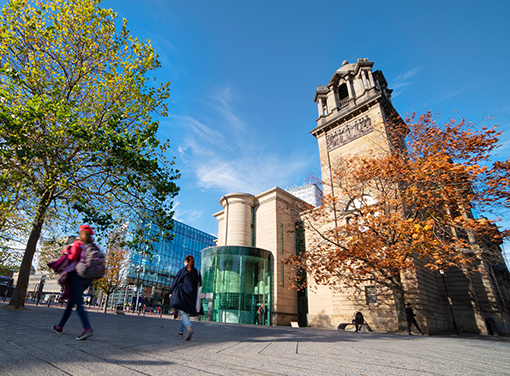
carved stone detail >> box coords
[326,117,373,151]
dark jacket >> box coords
[405,306,415,321]
[169,267,201,315]
[355,312,364,324]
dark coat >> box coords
[405,306,415,321]
[169,267,201,315]
[355,312,364,324]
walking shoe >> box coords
[408,333,413,335]
[177,331,183,337]
[421,332,425,335]
[76,328,94,341]
[184,327,193,341]
[52,325,63,334]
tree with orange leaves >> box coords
[288,112,509,330]
[93,245,129,313]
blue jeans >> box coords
[58,273,91,329]
[179,310,192,332]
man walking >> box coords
[405,302,425,335]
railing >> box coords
[339,97,350,109]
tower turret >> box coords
[311,58,401,188]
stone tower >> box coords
[311,58,401,191]
[307,58,409,330]
[306,59,510,335]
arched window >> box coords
[346,195,376,212]
[345,195,377,229]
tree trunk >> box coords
[8,190,53,309]
[390,273,407,331]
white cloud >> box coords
[167,85,312,194]
[392,67,422,97]
[394,67,422,83]
[173,200,204,224]
[193,151,310,193]
[429,87,471,104]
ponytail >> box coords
[185,255,195,272]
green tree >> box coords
[0,248,22,276]
[0,0,179,309]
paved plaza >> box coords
[0,302,509,376]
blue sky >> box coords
[98,0,510,239]
[8,1,510,248]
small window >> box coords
[281,262,285,287]
[280,223,284,254]
[366,286,377,305]
[250,207,255,247]
[338,83,349,101]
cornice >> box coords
[310,93,395,137]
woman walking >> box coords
[169,255,201,341]
[50,225,96,340]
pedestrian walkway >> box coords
[0,302,508,375]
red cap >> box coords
[79,225,94,235]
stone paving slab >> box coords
[1,302,509,376]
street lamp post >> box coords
[135,265,143,311]
[439,269,459,336]
[122,282,129,310]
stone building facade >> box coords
[307,58,510,335]
[207,58,510,335]
[212,188,309,326]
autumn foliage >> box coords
[93,246,129,313]
[288,112,509,328]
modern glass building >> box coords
[201,246,271,325]
[123,220,217,309]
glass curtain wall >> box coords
[123,220,216,310]
[201,246,271,325]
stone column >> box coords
[321,97,327,115]
[345,78,354,99]
[361,70,369,90]
[317,99,323,117]
[220,193,256,247]
[327,90,338,112]
[367,70,375,88]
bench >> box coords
[337,322,373,332]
